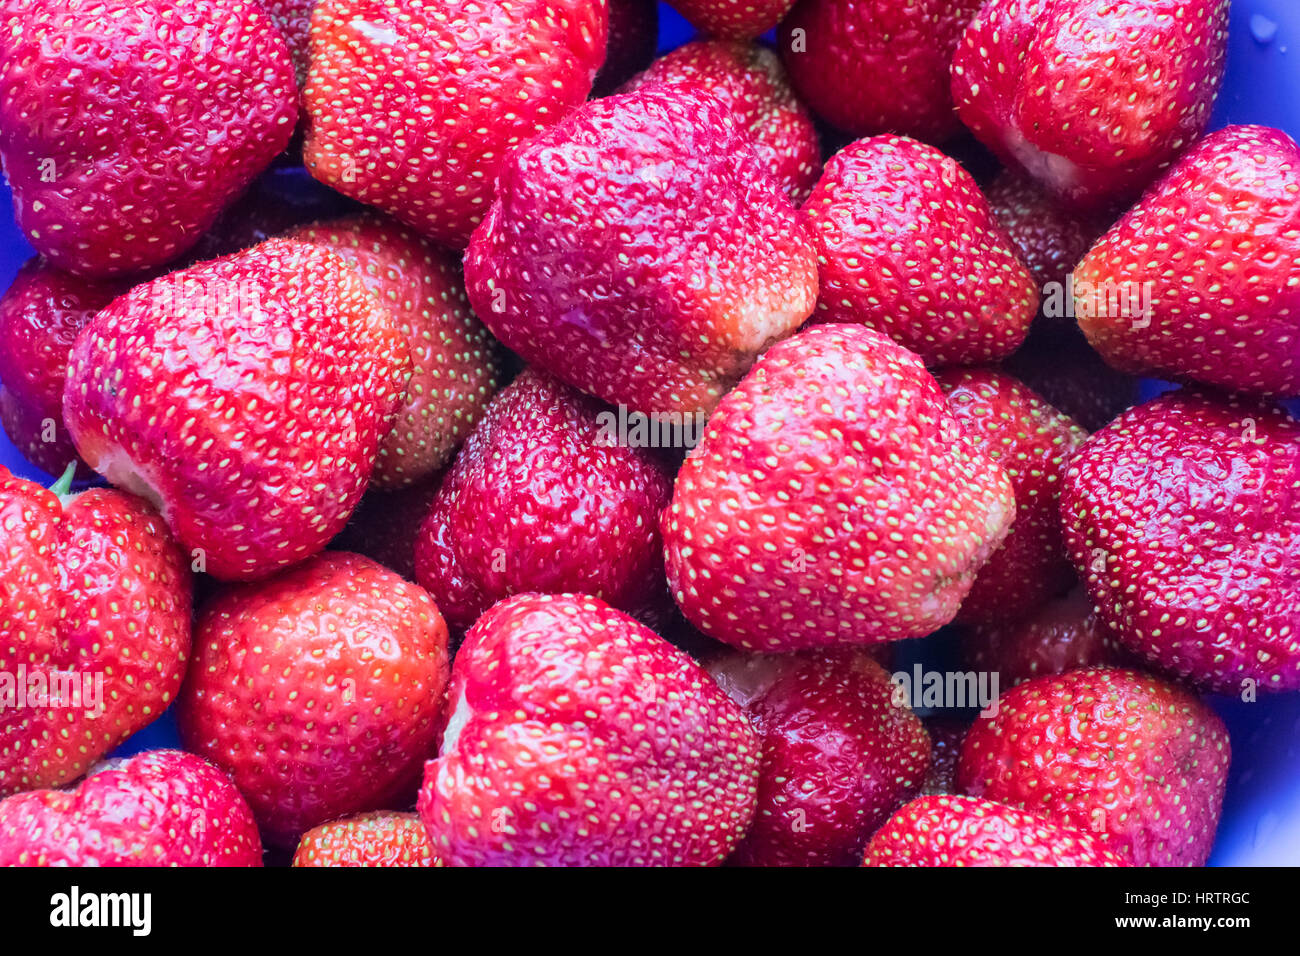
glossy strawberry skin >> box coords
[177,552,451,848]
[957,667,1231,867]
[0,0,298,277]
[594,0,658,94]
[1074,125,1300,397]
[303,0,607,248]
[332,475,443,581]
[0,750,262,866]
[1061,390,1300,694]
[63,239,411,581]
[292,811,441,867]
[419,593,762,866]
[803,136,1038,367]
[668,0,795,39]
[663,324,1016,652]
[963,586,1117,687]
[465,83,818,417]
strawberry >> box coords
[594,0,658,95]
[667,0,795,40]
[288,214,502,488]
[1073,125,1300,397]
[863,794,1127,867]
[802,136,1038,367]
[63,239,411,581]
[936,368,1089,624]
[951,0,1229,207]
[418,593,761,866]
[413,370,674,632]
[920,717,970,795]
[622,39,822,203]
[663,324,1016,652]
[1,464,192,797]
[0,0,298,277]
[708,649,929,867]
[177,552,451,847]
[0,749,262,866]
[464,83,818,417]
[962,586,1117,686]
[957,667,1231,866]
[332,474,443,581]
[1004,331,1141,432]
[1060,389,1300,694]
[302,0,608,248]
[292,811,441,867]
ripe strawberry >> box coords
[177,552,451,847]
[663,324,1016,652]
[414,370,674,632]
[63,239,411,581]
[1061,389,1300,694]
[594,0,658,95]
[0,750,262,866]
[288,214,502,488]
[332,474,443,581]
[1073,125,1300,397]
[0,0,298,277]
[303,0,608,248]
[951,0,1229,207]
[1004,330,1141,432]
[803,136,1038,367]
[708,649,929,867]
[963,586,1117,686]
[1,464,192,797]
[920,717,970,795]
[464,83,818,417]
[667,0,795,39]
[292,811,441,867]
[864,794,1127,867]
[937,368,1088,624]
[419,593,761,866]
[957,667,1231,866]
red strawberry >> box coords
[1004,331,1141,432]
[303,0,608,248]
[957,667,1231,866]
[419,593,761,866]
[288,214,502,488]
[1073,125,1300,397]
[414,370,674,632]
[802,136,1038,367]
[863,794,1127,867]
[622,40,822,203]
[594,0,658,95]
[464,83,818,417]
[0,749,262,866]
[177,552,451,847]
[951,0,1229,207]
[63,239,411,581]
[1061,389,1300,694]
[937,368,1088,624]
[663,324,1016,652]
[332,474,443,581]
[963,586,1117,686]
[1,464,192,797]
[292,811,441,867]
[779,0,985,143]
[0,0,298,277]
[920,717,970,795]
[667,0,795,40]
[708,649,929,867]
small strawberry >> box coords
[594,0,658,95]
[951,0,1229,207]
[708,649,929,867]
[667,0,795,40]
[1061,389,1300,694]
[332,474,443,581]
[63,239,411,581]
[803,136,1038,367]
[0,750,262,866]
[464,83,818,417]
[957,667,1231,866]
[1004,330,1141,432]
[292,811,441,867]
[177,552,451,847]
[419,593,761,866]
[663,324,1016,652]
[919,717,970,795]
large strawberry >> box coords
[464,83,818,417]
[0,0,298,277]
[303,0,607,248]
[951,0,1229,207]
[0,750,262,866]
[177,552,451,847]
[663,324,1016,652]
[419,593,761,866]
[1073,125,1300,397]
[803,136,1038,367]
[1061,389,1300,694]
[63,239,411,581]
[1,464,192,797]
[594,0,658,95]
[668,0,795,39]
[292,811,441,867]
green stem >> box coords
[49,462,77,497]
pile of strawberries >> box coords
[0,0,1295,868]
